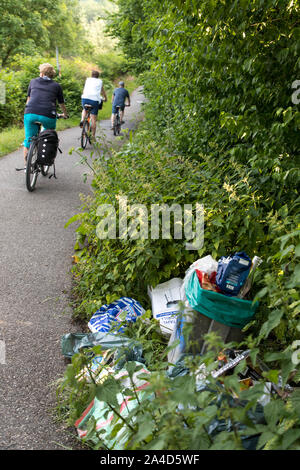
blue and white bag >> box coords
[88,297,145,334]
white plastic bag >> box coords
[148,278,183,336]
[180,255,218,300]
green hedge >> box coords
[69,130,299,348]
[62,128,300,450]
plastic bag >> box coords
[61,332,133,358]
[88,297,145,334]
[75,362,151,448]
[181,255,218,299]
[167,301,194,368]
[185,271,258,328]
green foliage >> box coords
[57,0,300,450]
[100,0,300,345]
[105,0,153,74]
[0,0,85,67]
[68,139,198,320]
[96,52,128,81]
[56,319,300,450]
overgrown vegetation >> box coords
[56,312,300,450]
[58,0,300,450]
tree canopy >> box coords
[0,0,84,67]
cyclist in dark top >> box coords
[23,63,68,166]
[111,81,130,129]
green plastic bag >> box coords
[61,332,133,358]
[185,271,258,328]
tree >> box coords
[0,0,85,67]
[104,0,154,74]
[46,0,86,56]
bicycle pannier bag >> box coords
[37,129,59,165]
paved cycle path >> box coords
[0,87,145,449]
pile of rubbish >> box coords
[60,251,296,449]
[149,252,262,335]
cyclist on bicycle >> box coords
[111,81,130,129]
[23,63,68,167]
[80,70,107,139]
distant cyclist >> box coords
[111,81,130,129]
[80,70,107,139]
[23,63,68,167]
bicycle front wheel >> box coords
[81,120,89,149]
[26,141,39,192]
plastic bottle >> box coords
[237,256,263,298]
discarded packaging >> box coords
[148,278,183,336]
[216,251,252,296]
[237,256,263,298]
[211,349,251,378]
[88,297,145,334]
[185,270,258,328]
[167,301,194,367]
[75,362,151,448]
[61,332,134,358]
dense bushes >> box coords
[62,132,300,449]
[0,0,84,67]
[70,126,299,345]
[59,0,300,450]
[71,0,300,352]
[109,0,300,345]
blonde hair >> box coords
[39,63,56,79]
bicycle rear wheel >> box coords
[81,119,90,149]
[114,114,121,136]
[26,141,39,192]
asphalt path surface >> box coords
[0,87,145,450]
